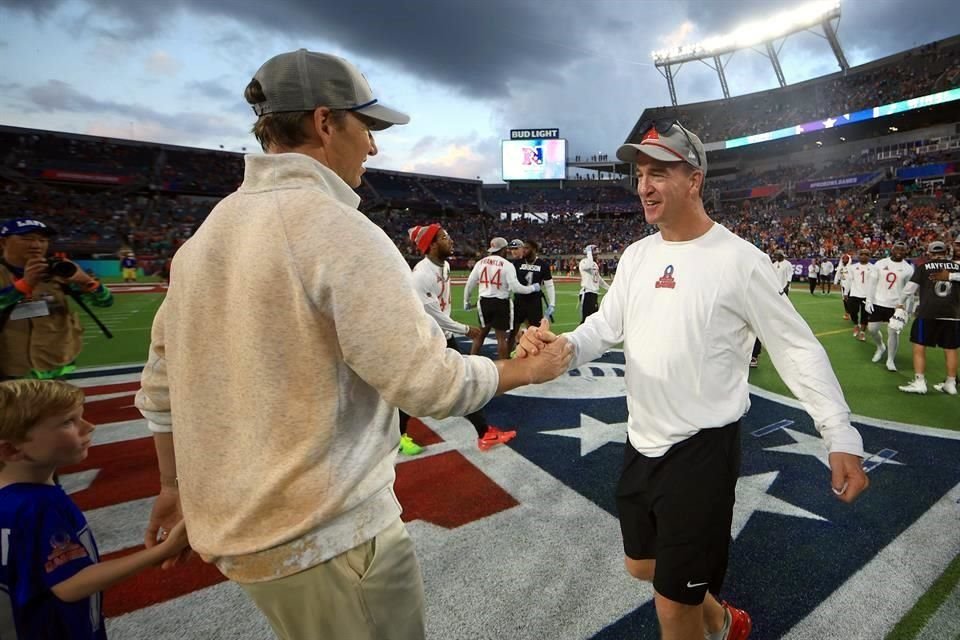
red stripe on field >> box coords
[83,393,142,424]
[61,437,159,510]
[395,450,518,528]
[102,548,226,617]
[82,382,141,396]
[405,418,444,446]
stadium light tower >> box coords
[652,0,848,106]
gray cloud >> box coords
[185,79,233,101]
[25,79,243,139]
[2,0,956,159]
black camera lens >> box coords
[48,259,78,279]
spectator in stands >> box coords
[134,49,572,640]
[0,218,113,380]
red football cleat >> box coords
[721,601,752,640]
[477,426,517,451]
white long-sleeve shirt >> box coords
[464,255,537,301]
[772,259,794,291]
[579,257,609,293]
[564,223,864,459]
[411,257,469,338]
[834,261,851,293]
[868,257,914,309]
[849,261,875,298]
[819,260,834,279]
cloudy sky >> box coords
[0,0,956,182]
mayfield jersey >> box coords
[848,262,875,298]
[910,259,960,320]
[579,258,606,293]
[466,255,536,300]
[515,258,553,303]
[869,258,914,309]
[0,483,106,640]
[411,257,469,338]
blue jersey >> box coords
[0,483,106,639]
[121,257,136,269]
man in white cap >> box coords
[896,240,960,395]
[135,49,572,640]
[516,119,868,640]
[464,236,541,360]
[578,244,609,323]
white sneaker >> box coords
[871,345,887,363]
[933,381,958,396]
[898,379,927,394]
[885,360,897,372]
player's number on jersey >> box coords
[934,281,953,298]
[886,271,897,289]
[479,267,502,290]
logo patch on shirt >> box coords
[45,532,88,573]
[655,265,676,289]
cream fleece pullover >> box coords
[135,153,499,582]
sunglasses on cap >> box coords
[637,118,703,169]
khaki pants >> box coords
[240,518,425,640]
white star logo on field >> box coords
[540,414,627,456]
[733,472,827,538]
[765,429,904,469]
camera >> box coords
[46,257,78,279]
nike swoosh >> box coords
[686,581,709,588]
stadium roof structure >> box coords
[652,0,848,106]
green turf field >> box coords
[80,280,954,430]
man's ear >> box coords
[313,107,335,139]
[0,440,26,463]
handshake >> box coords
[496,319,574,391]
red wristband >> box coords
[83,279,101,293]
[13,279,33,296]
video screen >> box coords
[501,139,567,181]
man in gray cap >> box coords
[135,50,572,640]
[516,120,868,640]
[896,240,960,395]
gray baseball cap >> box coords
[928,240,947,253]
[250,49,409,131]
[487,237,509,253]
[617,121,707,175]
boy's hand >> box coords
[156,520,190,559]
[145,486,192,569]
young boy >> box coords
[0,379,189,639]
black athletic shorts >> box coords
[910,318,960,349]
[867,305,896,323]
[580,291,599,322]
[616,422,741,605]
[513,296,544,330]
[478,297,513,331]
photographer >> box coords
[0,218,113,380]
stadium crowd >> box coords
[652,39,960,143]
